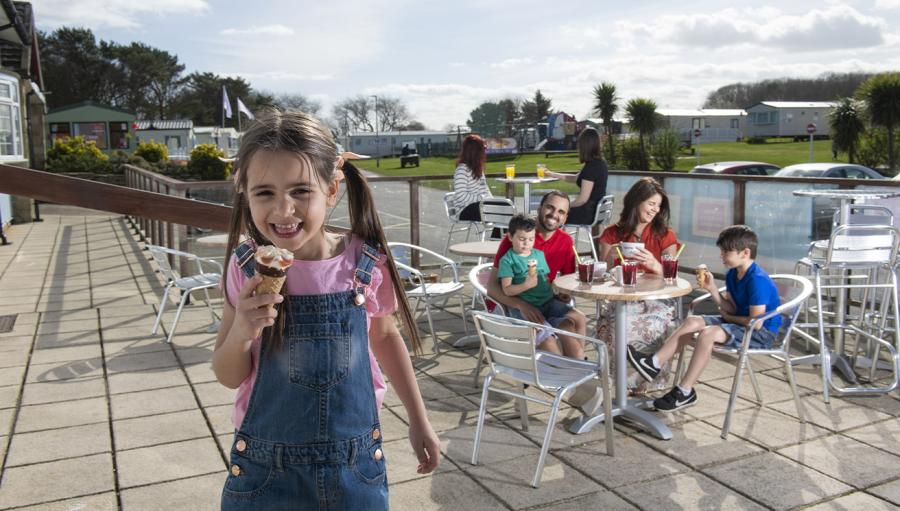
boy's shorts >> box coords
[702,315,777,350]
[509,298,573,329]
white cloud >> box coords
[36,0,209,29]
[220,24,295,36]
[616,5,885,51]
[225,71,333,82]
[875,0,900,9]
[489,57,535,69]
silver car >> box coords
[774,163,884,179]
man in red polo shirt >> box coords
[486,191,588,359]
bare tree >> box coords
[332,96,374,132]
[272,92,321,114]
[375,97,412,132]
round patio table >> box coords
[494,177,558,213]
[554,272,693,440]
[448,240,502,259]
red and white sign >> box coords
[806,123,817,134]
[693,128,702,138]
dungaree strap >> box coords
[354,242,381,287]
[233,240,257,280]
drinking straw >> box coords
[674,243,686,260]
[572,244,582,265]
[615,245,626,262]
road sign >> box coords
[806,123,817,134]
[694,128,701,138]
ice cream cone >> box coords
[528,259,537,277]
[695,264,708,287]
[254,245,293,301]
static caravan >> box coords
[347,130,459,158]
[745,101,835,139]
[193,127,239,157]
[134,120,194,159]
[657,109,746,143]
[46,101,136,154]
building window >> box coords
[49,122,71,143]
[0,74,23,159]
[109,122,129,149]
[165,135,181,149]
[731,119,739,129]
[73,122,108,149]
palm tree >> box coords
[829,97,865,163]
[625,98,659,171]
[592,82,619,162]
[856,72,900,171]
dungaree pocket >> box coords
[351,439,387,485]
[288,322,351,390]
[222,441,278,500]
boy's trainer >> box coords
[626,345,659,382]
[653,386,697,412]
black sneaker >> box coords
[626,345,659,382]
[653,387,697,413]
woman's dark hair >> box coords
[577,127,603,164]
[456,134,487,179]
[223,108,422,354]
[616,177,670,239]
[717,225,758,259]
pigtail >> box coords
[342,161,423,355]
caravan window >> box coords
[0,73,22,159]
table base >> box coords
[568,399,673,440]
[791,352,859,384]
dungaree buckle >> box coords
[354,290,366,306]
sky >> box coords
[33,0,900,130]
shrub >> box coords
[745,135,767,144]
[46,136,111,173]
[188,144,232,180]
[650,128,681,171]
[856,129,888,170]
[619,137,644,171]
[135,140,169,163]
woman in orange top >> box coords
[596,177,679,393]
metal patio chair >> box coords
[148,244,222,344]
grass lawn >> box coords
[355,138,852,195]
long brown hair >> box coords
[455,134,487,179]
[615,177,670,239]
[577,127,603,164]
[223,108,422,354]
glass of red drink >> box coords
[578,258,595,283]
[662,254,678,285]
[621,260,638,288]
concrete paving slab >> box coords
[842,394,900,417]
[634,419,764,469]
[113,409,211,451]
[381,437,458,485]
[388,470,505,510]
[868,478,900,506]
[555,436,690,489]
[8,492,118,511]
[115,437,224,489]
[15,395,108,433]
[183,361,218,385]
[704,452,853,510]
[26,359,104,383]
[205,403,234,436]
[617,471,768,510]
[842,417,900,456]
[5,422,110,467]
[536,490,639,510]
[779,434,900,488]
[0,384,18,409]
[505,407,615,452]
[425,369,486,398]
[172,346,214,366]
[704,371,816,405]
[110,385,197,420]
[384,374,458,407]
[29,343,102,365]
[0,365,25,387]
[440,422,537,467]
[466,451,603,509]
[379,407,410,443]
[0,453,114,509]
[681,383,757,420]
[769,395,894,432]
[193,381,236,408]
[709,406,831,449]
[105,349,179,373]
[106,367,187,395]
[119,472,224,511]
[803,492,898,510]
[418,396,481,434]
[413,349,479,377]
[0,405,13,436]
[101,335,172,356]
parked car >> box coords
[774,163,884,179]
[689,161,780,176]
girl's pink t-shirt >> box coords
[224,235,397,429]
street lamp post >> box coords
[371,95,379,168]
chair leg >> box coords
[815,270,831,403]
[458,295,469,335]
[601,369,615,457]
[152,284,173,334]
[746,358,763,404]
[784,353,807,424]
[518,384,529,432]
[721,353,747,439]
[532,393,564,488]
[424,302,441,354]
[472,344,485,388]
[471,373,494,466]
[166,290,191,344]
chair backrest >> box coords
[592,195,615,227]
[472,311,539,384]
[831,205,894,228]
[443,192,459,221]
[147,244,178,282]
[768,274,814,344]
[527,188,559,214]
[825,224,900,266]
[479,198,516,239]
[468,263,506,315]
[387,241,461,283]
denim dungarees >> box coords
[221,241,388,511]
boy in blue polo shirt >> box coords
[626,225,781,412]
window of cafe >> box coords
[109,122,130,149]
[0,74,23,159]
[49,122,71,143]
[73,122,108,150]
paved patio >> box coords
[2,209,900,510]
